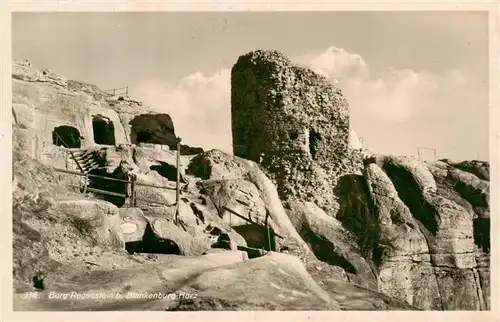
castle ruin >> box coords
[231,50,351,210]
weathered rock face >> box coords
[12,60,202,169]
[228,51,491,311]
[12,150,132,290]
[186,149,315,262]
[13,62,128,159]
[364,162,442,309]
[359,156,490,310]
[231,50,350,211]
[198,179,267,227]
[441,159,490,181]
[286,201,377,290]
[14,250,415,311]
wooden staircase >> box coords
[72,149,101,174]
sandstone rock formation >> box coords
[12,57,490,311]
[229,50,490,311]
[12,60,202,163]
[286,201,377,290]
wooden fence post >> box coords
[267,226,272,251]
[130,175,136,207]
[82,174,89,194]
[265,212,271,251]
[175,137,182,224]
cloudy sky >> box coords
[12,11,489,161]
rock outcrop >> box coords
[358,156,490,310]
[12,56,490,311]
[12,60,202,165]
[286,201,377,290]
[186,149,315,262]
[229,50,491,311]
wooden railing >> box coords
[53,137,279,251]
[53,167,178,208]
[104,86,129,97]
[53,136,183,213]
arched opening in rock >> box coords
[186,154,211,179]
[52,125,81,148]
[125,223,181,255]
[309,130,322,160]
[92,115,116,145]
[129,114,204,155]
[129,114,176,146]
[232,224,276,251]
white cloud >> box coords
[308,46,369,81]
[133,69,232,153]
[299,47,470,124]
[299,47,487,160]
[133,46,487,160]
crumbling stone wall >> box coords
[231,50,350,211]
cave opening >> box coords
[92,115,116,145]
[232,224,276,251]
[52,125,81,148]
[129,114,176,146]
[129,114,204,155]
[125,223,181,255]
[473,218,490,253]
[32,273,45,290]
[309,130,322,160]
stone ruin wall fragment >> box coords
[231,50,351,211]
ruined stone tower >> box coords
[231,50,350,210]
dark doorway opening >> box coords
[92,115,116,145]
[52,125,81,148]
[309,130,322,160]
[125,223,181,255]
[232,224,276,251]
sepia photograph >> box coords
[5,5,498,318]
